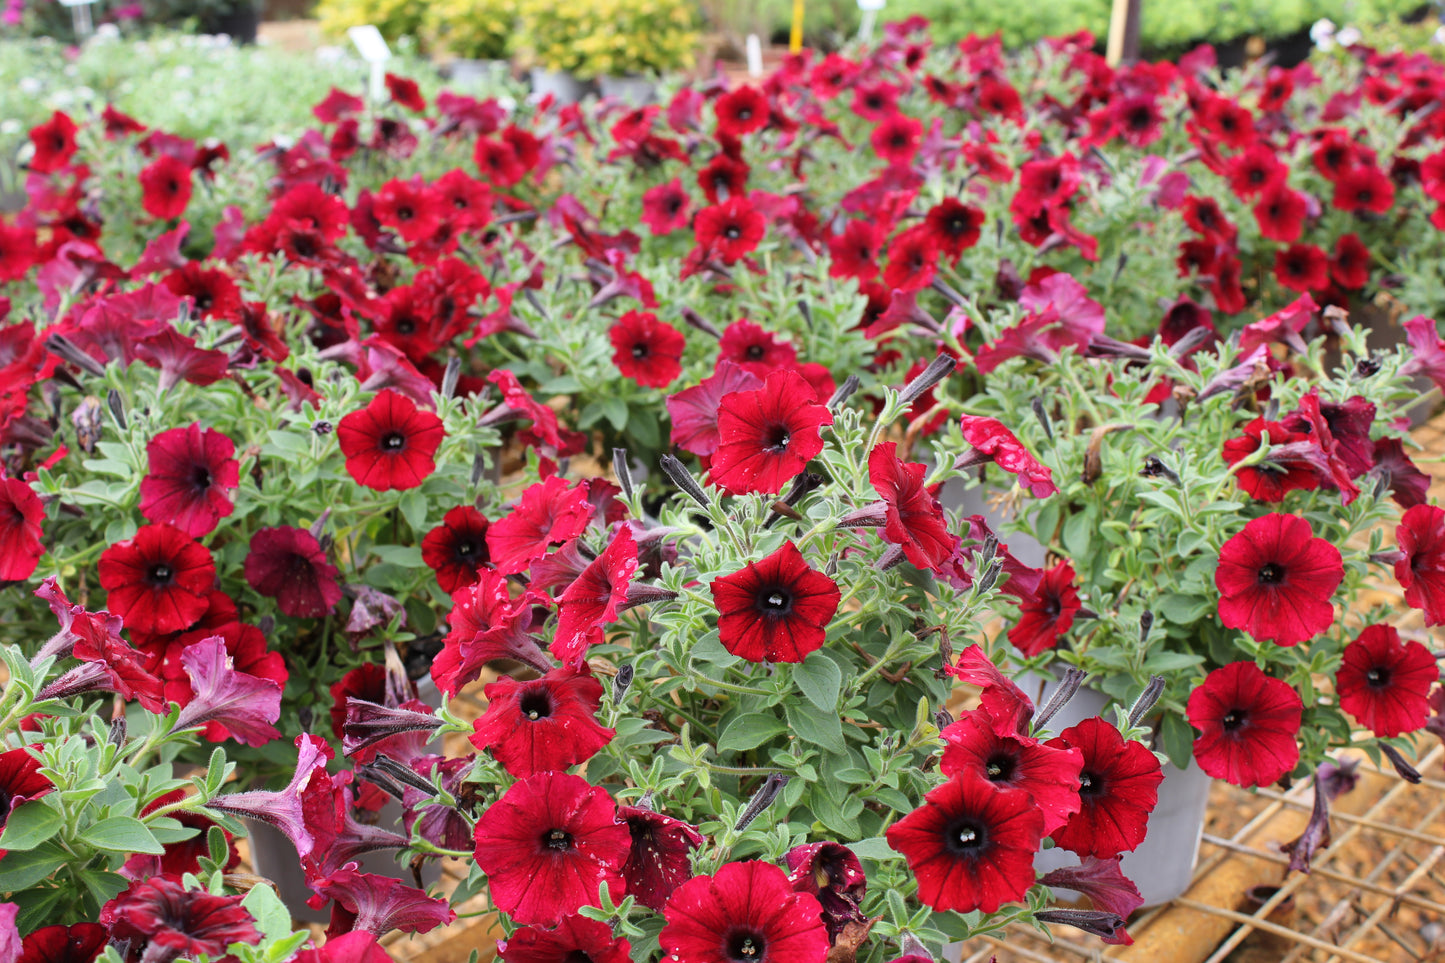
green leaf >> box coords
[1176,528,1209,558]
[600,396,629,432]
[243,883,294,941]
[82,817,165,855]
[263,931,311,962]
[147,817,199,845]
[717,713,789,754]
[0,841,67,890]
[1158,593,1212,626]
[0,801,62,851]
[791,654,842,712]
[1062,510,1094,559]
[784,702,845,755]
[398,489,428,533]
[1160,713,1195,771]
[264,430,311,456]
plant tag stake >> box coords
[58,0,97,39]
[348,25,392,103]
[746,34,763,78]
[856,0,884,42]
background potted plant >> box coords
[423,0,515,87]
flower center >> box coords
[520,690,552,722]
[631,343,648,360]
[192,466,212,489]
[984,754,1015,782]
[1257,563,1285,585]
[745,344,766,360]
[736,107,753,121]
[1221,709,1247,732]
[382,432,407,452]
[396,318,416,335]
[944,817,988,855]
[1079,770,1103,797]
[148,563,174,585]
[726,930,766,961]
[763,424,791,453]
[757,587,793,617]
[724,224,742,240]
[544,829,573,851]
[455,540,477,558]
[1366,666,1391,688]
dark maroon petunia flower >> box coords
[923,198,985,260]
[717,319,797,379]
[694,197,765,264]
[1397,505,1445,626]
[784,841,868,941]
[945,644,1034,735]
[1251,183,1306,243]
[883,226,940,292]
[421,506,491,594]
[710,369,833,496]
[171,636,283,747]
[384,72,426,112]
[469,667,615,777]
[1188,661,1302,788]
[1008,561,1082,657]
[641,178,692,235]
[869,442,956,570]
[337,389,446,492]
[16,922,108,963]
[714,85,770,137]
[98,524,215,634]
[1274,243,1330,293]
[1331,233,1372,290]
[711,540,840,663]
[134,328,230,393]
[472,772,631,926]
[29,111,79,173]
[1221,419,1321,502]
[1046,718,1162,859]
[660,861,828,963]
[500,915,631,963]
[610,310,686,389]
[956,416,1057,497]
[1038,856,1144,947]
[138,423,239,538]
[311,863,454,938]
[618,804,705,912]
[0,746,53,845]
[487,476,595,575]
[434,569,552,694]
[101,874,261,963]
[243,525,342,618]
[667,361,763,457]
[553,526,639,664]
[0,475,45,581]
[1372,438,1430,509]
[163,263,242,320]
[886,769,1044,913]
[139,155,194,221]
[1215,513,1343,646]
[1337,624,1438,738]
[940,710,1082,835]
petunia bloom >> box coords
[243,526,342,618]
[0,476,45,581]
[710,369,833,496]
[553,526,639,664]
[15,922,109,963]
[1188,661,1302,788]
[659,861,828,963]
[98,524,215,634]
[101,875,261,963]
[868,442,956,570]
[138,424,239,537]
[169,635,283,747]
[469,667,615,777]
[433,569,552,694]
[1336,625,1438,738]
[1008,561,1082,657]
[1214,513,1343,647]
[956,416,1057,497]
[666,362,763,457]
[610,311,686,389]
[886,770,1044,913]
[337,389,446,492]
[940,710,1082,835]
[487,476,595,575]
[500,915,631,963]
[1397,505,1445,626]
[1046,718,1162,859]
[617,804,705,912]
[421,506,490,594]
[711,541,840,663]
[472,772,631,926]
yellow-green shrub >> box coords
[511,0,698,79]
[314,0,427,46]
[422,0,515,61]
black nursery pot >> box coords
[201,3,260,44]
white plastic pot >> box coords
[529,68,586,105]
[597,75,657,105]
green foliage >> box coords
[314,0,427,44]
[510,0,698,78]
[422,0,515,61]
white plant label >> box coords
[348,25,391,63]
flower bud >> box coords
[371,753,441,795]
[48,334,108,377]
[933,708,954,729]
[612,448,635,502]
[1035,909,1128,941]
[898,354,956,406]
[735,772,789,832]
[1353,355,1382,379]
[441,356,461,400]
[796,299,813,330]
[659,454,710,507]
[828,375,862,410]
[1380,743,1421,784]
[975,557,1004,595]
[1034,667,1088,730]
[679,306,722,339]
[1030,396,1053,441]
[1126,676,1166,728]
[1169,326,1214,358]
[1139,455,1181,486]
[1139,610,1154,644]
[108,716,127,748]
[612,664,634,706]
[106,388,127,431]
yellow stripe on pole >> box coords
[1106,0,1129,66]
[790,0,804,53]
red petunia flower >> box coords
[711,541,840,663]
[714,86,770,137]
[170,635,283,747]
[487,476,595,575]
[1274,243,1330,293]
[16,922,108,963]
[1332,164,1395,214]
[0,222,38,282]
[243,525,342,618]
[134,328,230,393]
[697,154,750,204]
[871,112,923,165]
[102,875,261,963]
[500,915,631,963]
[956,416,1057,497]
[610,310,686,389]
[1046,718,1163,859]
[29,111,79,174]
[667,362,762,457]
[138,155,194,221]
[337,389,446,492]
[827,219,884,282]
[694,197,765,264]
[1373,438,1430,510]
[0,746,53,842]
[1226,143,1286,197]
[1252,183,1306,243]
[886,769,1044,913]
[641,178,692,235]
[784,842,868,941]
[434,570,551,694]
[660,861,828,963]
[1220,418,1321,502]
[882,225,939,292]
[0,476,45,581]
[98,524,215,634]
[138,424,239,538]
[163,263,242,320]
[371,178,443,244]
[718,319,798,379]
[553,526,639,664]
[472,772,631,926]
[1397,505,1445,625]
[470,667,615,777]
[946,644,1035,735]
[940,710,1082,834]
[923,198,985,260]
[1181,195,1236,245]
[1188,661,1302,788]
[1008,561,1082,657]
[310,863,454,939]
[710,369,833,496]
[1214,513,1343,646]
[869,442,956,570]
[1331,233,1371,290]
[1337,624,1438,738]
[384,73,426,112]
[421,506,490,594]
[618,804,705,912]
